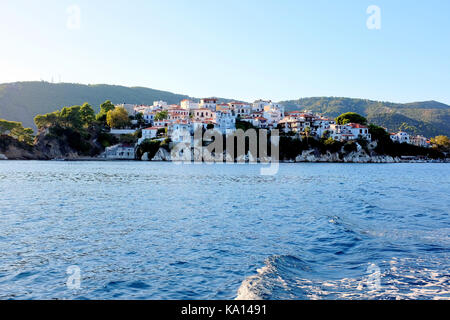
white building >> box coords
[168,121,191,143]
[214,110,237,134]
[109,128,137,135]
[192,108,214,122]
[330,123,371,141]
[168,106,189,120]
[180,99,199,110]
[105,144,135,160]
[229,102,252,117]
[411,135,430,148]
[252,100,272,112]
[153,101,168,109]
[142,127,160,139]
[390,131,410,144]
[313,118,336,138]
[199,98,218,111]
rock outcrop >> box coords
[141,152,149,161]
[33,127,104,160]
[294,148,402,163]
[0,135,44,160]
[151,148,171,161]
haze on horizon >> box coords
[0,0,449,105]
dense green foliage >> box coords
[0,119,35,144]
[106,106,130,128]
[34,103,97,129]
[96,100,115,124]
[236,120,255,131]
[154,110,169,121]
[335,112,367,125]
[430,135,450,153]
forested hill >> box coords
[280,97,450,137]
[0,82,191,129]
[0,82,449,137]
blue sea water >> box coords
[0,161,448,300]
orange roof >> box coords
[347,123,368,129]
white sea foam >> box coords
[236,257,450,300]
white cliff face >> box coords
[294,149,402,163]
[151,148,171,161]
[141,152,149,161]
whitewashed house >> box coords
[229,102,252,117]
[411,135,430,148]
[252,100,272,112]
[330,123,371,141]
[105,144,135,160]
[142,109,156,124]
[390,131,410,144]
[314,118,336,138]
[192,108,214,122]
[168,121,191,143]
[180,99,199,110]
[168,106,189,120]
[153,100,168,109]
[199,98,218,111]
[214,110,236,134]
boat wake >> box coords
[236,255,450,300]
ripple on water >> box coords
[0,161,448,300]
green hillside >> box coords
[0,83,449,137]
[0,82,191,129]
[280,97,450,137]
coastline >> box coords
[1,156,448,164]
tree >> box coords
[368,124,390,142]
[157,127,167,137]
[135,112,145,127]
[106,106,130,128]
[96,100,115,123]
[0,119,22,134]
[60,106,83,128]
[335,112,367,125]
[34,111,61,129]
[430,135,450,152]
[10,126,35,145]
[0,119,34,145]
[80,103,96,126]
[154,110,169,121]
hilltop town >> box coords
[104,98,436,161]
[0,97,448,162]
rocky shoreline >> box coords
[1,142,448,163]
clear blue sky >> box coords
[1,0,449,104]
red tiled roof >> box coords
[347,123,368,129]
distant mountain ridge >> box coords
[0,82,449,137]
[0,82,192,129]
[280,97,450,137]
